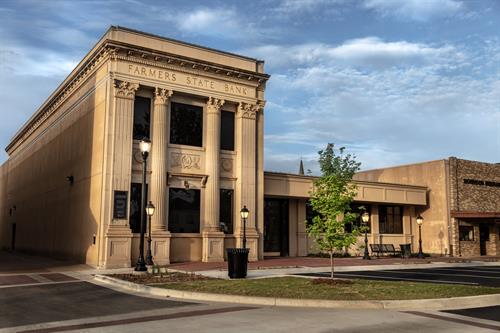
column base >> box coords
[151,230,171,265]
[202,231,225,262]
[103,224,133,268]
[236,231,259,262]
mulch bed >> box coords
[109,272,214,284]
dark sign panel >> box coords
[113,191,128,219]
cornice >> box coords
[108,41,269,86]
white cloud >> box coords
[362,0,464,21]
[262,38,500,171]
[244,37,458,69]
[273,0,343,13]
[167,8,256,39]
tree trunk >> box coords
[330,251,334,279]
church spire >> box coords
[299,159,305,175]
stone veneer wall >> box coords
[448,157,500,212]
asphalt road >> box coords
[1,279,499,332]
[0,281,195,329]
[297,265,500,287]
[444,305,500,323]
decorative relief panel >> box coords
[221,158,233,173]
[171,153,201,170]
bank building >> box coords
[0,27,498,268]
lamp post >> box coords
[135,139,151,272]
[416,215,424,259]
[145,201,155,266]
[361,212,370,260]
[240,206,249,249]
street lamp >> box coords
[416,215,424,259]
[135,138,151,272]
[145,201,155,266]
[240,206,249,249]
[361,212,370,260]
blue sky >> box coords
[0,0,499,173]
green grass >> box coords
[156,277,500,300]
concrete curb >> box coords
[93,274,500,310]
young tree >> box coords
[306,143,362,279]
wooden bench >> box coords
[369,244,401,257]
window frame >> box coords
[168,187,201,233]
[220,110,235,151]
[378,205,403,234]
[132,96,152,140]
[169,101,204,147]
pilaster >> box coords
[103,80,138,268]
[150,87,173,265]
[202,97,225,262]
[235,102,261,261]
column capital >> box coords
[207,97,225,114]
[237,102,263,119]
[113,80,139,99]
[154,87,173,105]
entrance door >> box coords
[479,224,490,256]
[264,198,289,256]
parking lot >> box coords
[299,265,500,287]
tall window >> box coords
[133,97,151,140]
[220,111,235,151]
[168,188,200,233]
[170,102,203,147]
[130,183,148,233]
[378,205,403,234]
[220,189,233,234]
[459,226,474,241]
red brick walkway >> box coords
[167,255,500,272]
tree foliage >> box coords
[306,143,362,278]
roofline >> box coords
[112,26,265,64]
[356,158,448,173]
[264,170,428,190]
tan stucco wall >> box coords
[354,160,450,256]
[2,67,108,265]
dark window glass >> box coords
[379,205,403,234]
[346,204,372,233]
[130,183,148,233]
[133,97,151,140]
[305,201,319,227]
[459,226,474,241]
[219,189,233,234]
[170,102,203,147]
[168,188,200,233]
[220,111,235,151]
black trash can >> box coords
[400,244,411,258]
[226,248,249,279]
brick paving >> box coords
[167,256,500,272]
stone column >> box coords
[235,102,261,261]
[202,97,225,262]
[104,80,139,268]
[149,87,173,265]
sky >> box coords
[0,0,499,174]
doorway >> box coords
[479,224,490,256]
[264,198,289,256]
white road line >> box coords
[372,270,500,280]
[421,267,500,274]
[332,273,479,285]
[0,280,83,289]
